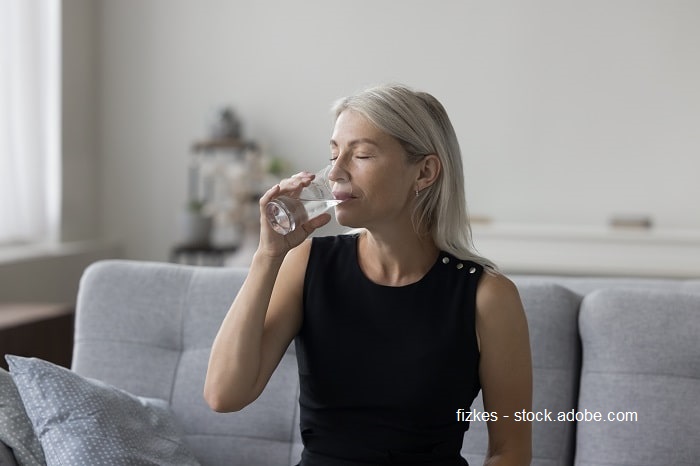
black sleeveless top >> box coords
[295,234,483,466]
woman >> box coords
[204,84,532,465]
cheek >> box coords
[363,182,414,213]
[378,172,416,203]
[365,166,412,194]
[334,185,412,227]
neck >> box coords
[357,228,439,287]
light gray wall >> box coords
[0,241,122,304]
[62,0,100,242]
[94,0,700,262]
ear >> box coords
[415,154,441,192]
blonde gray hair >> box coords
[332,83,498,273]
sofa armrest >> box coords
[0,440,19,466]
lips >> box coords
[332,191,354,201]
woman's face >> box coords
[329,109,420,230]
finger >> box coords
[259,183,281,208]
[304,212,332,232]
[289,171,314,183]
[283,212,332,246]
[280,173,313,191]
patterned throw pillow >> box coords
[6,356,200,466]
[0,367,45,466]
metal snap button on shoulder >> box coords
[442,257,450,264]
[469,266,477,274]
[456,263,464,270]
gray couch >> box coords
[2,259,700,465]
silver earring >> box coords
[415,188,420,197]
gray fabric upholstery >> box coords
[63,259,700,465]
[576,289,700,465]
[511,274,687,297]
[461,283,582,466]
[6,356,198,466]
[681,280,700,294]
[72,260,300,466]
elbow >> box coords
[485,448,532,466]
[203,383,251,413]
[207,401,245,413]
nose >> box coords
[328,162,348,184]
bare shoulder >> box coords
[474,272,528,351]
[476,272,524,321]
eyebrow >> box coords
[329,138,380,148]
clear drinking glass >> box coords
[265,165,343,235]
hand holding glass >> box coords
[265,165,342,235]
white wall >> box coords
[96,0,700,262]
[62,0,100,242]
[0,241,122,303]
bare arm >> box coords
[203,245,305,412]
[203,175,330,412]
[476,274,533,465]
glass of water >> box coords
[265,165,343,235]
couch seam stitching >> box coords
[168,271,194,405]
[288,377,301,462]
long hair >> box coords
[332,83,498,273]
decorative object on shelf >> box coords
[201,142,264,249]
[172,113,268,265]
[208,106,242,141]
[177,199,212,246]
[171,107,292,266]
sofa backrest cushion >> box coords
[511,275,688,297]
[462,282,582,466]
[576,289,700,465]
[681,280,700,294]
[72,260,301,466]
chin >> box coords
[335,212,362,229]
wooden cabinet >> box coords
[0,303,74,370]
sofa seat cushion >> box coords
[577,289,700,465]
[6,356,200,466]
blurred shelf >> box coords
[471,223,700,278]
[170,243,239,267]
[191,138,257,153]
